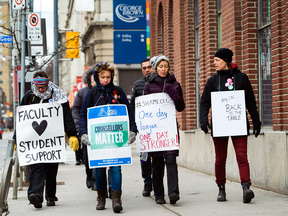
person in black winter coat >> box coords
[71,67,97,190]
[143,55,185,205]
[200,48,261,204]
[78,62,138,213]
[130,58,154,197]
[18,71,78,209]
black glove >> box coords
[200,121,210,134]
[253,121,261,138]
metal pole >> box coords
[20,9,26,101]
[53,0,59,85]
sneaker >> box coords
[29,194,42,209]
[142,184,152,197]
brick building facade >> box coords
[148,0,288,194]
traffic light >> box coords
[66,32,80,58]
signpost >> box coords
[114,30,146,64]
[12,0,25,9]
[28,13,41,41]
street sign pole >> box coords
[20,8,26,101]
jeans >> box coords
[141,156,152,185]
[82,144,93,181]
[213,136,251,185]
[152,154,179,199]
[95,166,121,191]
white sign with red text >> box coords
[135,93,179,153]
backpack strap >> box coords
[90,86,105,106]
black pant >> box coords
[82,144,93,180]
[141,156,152,185]
[152,154,179,199]
[28,163,59,202]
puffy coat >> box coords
[200,63,261,136]
[143,72,185,157]
[71,86,90,131]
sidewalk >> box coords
[5,145,288,216]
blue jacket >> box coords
[78,86,138,137]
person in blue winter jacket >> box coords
[78,62,137,213]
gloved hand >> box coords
[164,83,180,101]
[69,136,79,151]
[128,131,136,144]
[200,121,210,134]
[253,121,261,138]
[81,134,90,146]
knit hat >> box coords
[150,55,169,69]
[214,48,233,63]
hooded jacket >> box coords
[200,63,261,136]
[78,70,138,138]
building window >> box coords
[0,80,2,84]
[258,0,272,126]
[0,19,2,24]
[0,71,2,75]
[0,63,2,67]
[0,48,2,52]
[195,0,200,127]
[217,0,222,48]
[0,12,2,16]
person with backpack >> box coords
[78,62,137,213]
[200,48,261,203]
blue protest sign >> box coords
[113,0,146,29]
[114,30,146,64]
[0,36,12,44]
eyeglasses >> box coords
[36,86,48,90]
[142,65,152,70]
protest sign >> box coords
[211,90,247,137]
[87,104,132,168]
[135,93,179,153]
[16,103,66,166]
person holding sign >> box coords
[131,58,154,197]
[16,71,78,209]
[79,62,137,213]
[200,48,261,203]
[143,55,185,205]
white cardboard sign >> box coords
[211,90,247,137]
[135,93,179,152]
[87,104,132,168]
[16,102,66,166]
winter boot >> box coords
[112,190,123,213]
[217,184,226,202]
[242,182,254,203]
[142,184,152,197]
[96,190,106,210]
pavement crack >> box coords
[150,197,181,216]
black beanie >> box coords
[214,48,233,63]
